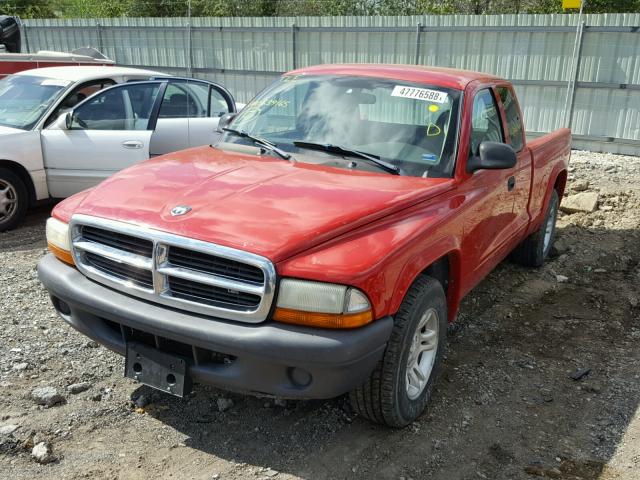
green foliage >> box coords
[1,0,637,18]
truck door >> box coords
[462,88,517,285]
[41,81,163,198]
[150,79,236,156]
[496,85,531,235]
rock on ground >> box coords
[31,387,66,407]
[560,192,599,214]
[66,382,92,395]
[31,442,54,464]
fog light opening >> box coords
[166,373,176,386]
[52,296,71,316]
[288,367,312,388]
[132,362,143,374]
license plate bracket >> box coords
[125,342,191,397]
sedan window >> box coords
[0,75,70,130]
[159,82,207,119]
[71,83,160,131]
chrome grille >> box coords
[84,251,154,289]
[69,214,276,323]
[167,246,264,284]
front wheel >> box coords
[350,275,447,427]
[0,168,28,232]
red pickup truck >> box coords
[38,64,570,427]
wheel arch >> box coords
[390,246,462,324]
[554,169,568,198]
[0,159,37,207]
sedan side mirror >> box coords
[64,111,74,130]
[216,112,237,133]
[467,141,516,173]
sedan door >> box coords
[150,79,236,156]
[41,81,164,198]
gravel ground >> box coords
[1,150,639,480]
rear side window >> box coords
[470,89,504,156]
[497,86,524,152]
[159,81,229,119]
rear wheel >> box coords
[0,168,28,232]
[349,275,447,427]
[512,189,559,267]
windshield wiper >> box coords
[292,141,401,175]
[222,127,291,160]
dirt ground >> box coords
[1,150,639,480]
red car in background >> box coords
[0,48,114,79]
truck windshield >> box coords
[0,75,70,130]
[229,75,461,178]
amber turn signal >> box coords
[273,307,373,329]
[47,242,75,266]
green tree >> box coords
[1,0,638,18]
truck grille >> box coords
[84,251,154,289]
[69,215,276,323]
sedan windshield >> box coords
[0,75,70,130]
[229,75,461,177]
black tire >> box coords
[0,167,28,233]
[511,189,559,268]
[350,275,447,427]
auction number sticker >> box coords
[391,86,448,104]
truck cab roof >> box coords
[287,64,503,90]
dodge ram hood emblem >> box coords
[170,205,192,217]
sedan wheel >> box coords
[0,168,29,232]
[0,178,19,224]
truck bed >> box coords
[526,128,572,232]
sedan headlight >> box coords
[46,217,74,266]
[274,279,373,329]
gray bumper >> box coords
[37,254,393,399]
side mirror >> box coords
[65,111,73,130]
[467,141,516,173]
[216,112,237,133]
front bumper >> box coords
[37,254,393,399]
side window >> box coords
[209,88,230,117]
[470,89,504,156]
[72,83,160,131]
[497,86,524,152]
[159,82,212,119]
[46,79,116,127]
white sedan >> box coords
[0,66,238,231]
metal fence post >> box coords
[291,23,298,69]
[415,22,422,65]
[186,22,193,77]
[566,21,586,129]
[22,22,30,53]
[96,22,103,53]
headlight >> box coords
[46,217,74,266]
[273,279,373,329]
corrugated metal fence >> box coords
[20,14,640,155]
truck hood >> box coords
[73,146,453,262]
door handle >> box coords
[507,176,516,191]
[122,140,143,149]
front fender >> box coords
[278,193,464,321]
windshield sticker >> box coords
[428,104,440,112]
[391,86,448,104]
[421,153,439,164]
[41,79,72,87]
[426,123,442,136]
